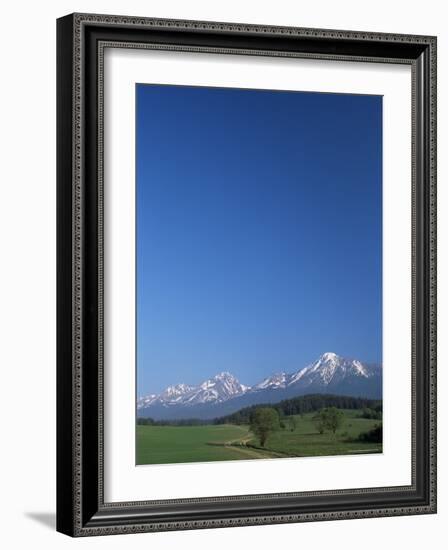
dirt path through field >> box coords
[223,434,282,459]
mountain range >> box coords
[137,352,382,420]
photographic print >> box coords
[136,84,383,466]
[57,15,437,534]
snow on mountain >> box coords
[138,372,248,409]
[137,352,382,415]
[137,394,157,409]
[158,383,195,403]
[184,372,248,405]
[288,352,375,388]
[253,372,289,391]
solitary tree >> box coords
[324,407,345,434]
[249,407,280,447]
[312,407,345,435]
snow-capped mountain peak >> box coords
[138,371,249,409]
[137,353,382,416]
[309,352,344,382]
[289,352,374,387]
[214,371,235,380]
[196,372,248,402]
[137,394,157,408]
[254,372,288,390]
[321,351,339,362]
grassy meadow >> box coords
[136,409,382,465]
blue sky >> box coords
[136,84,382,396]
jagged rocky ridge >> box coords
[138,352,382,420]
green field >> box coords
[136,410,382,465]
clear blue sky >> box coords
[136,84,382,396]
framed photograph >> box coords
[57,13,437,536]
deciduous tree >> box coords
[249,407,280,447]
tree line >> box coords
[137,394,381,427]
[215,394,382,426]
[137,417,209,426]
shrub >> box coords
[358,424,382,443]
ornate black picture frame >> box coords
[57,13,437,537]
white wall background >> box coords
[0,1,445,548]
